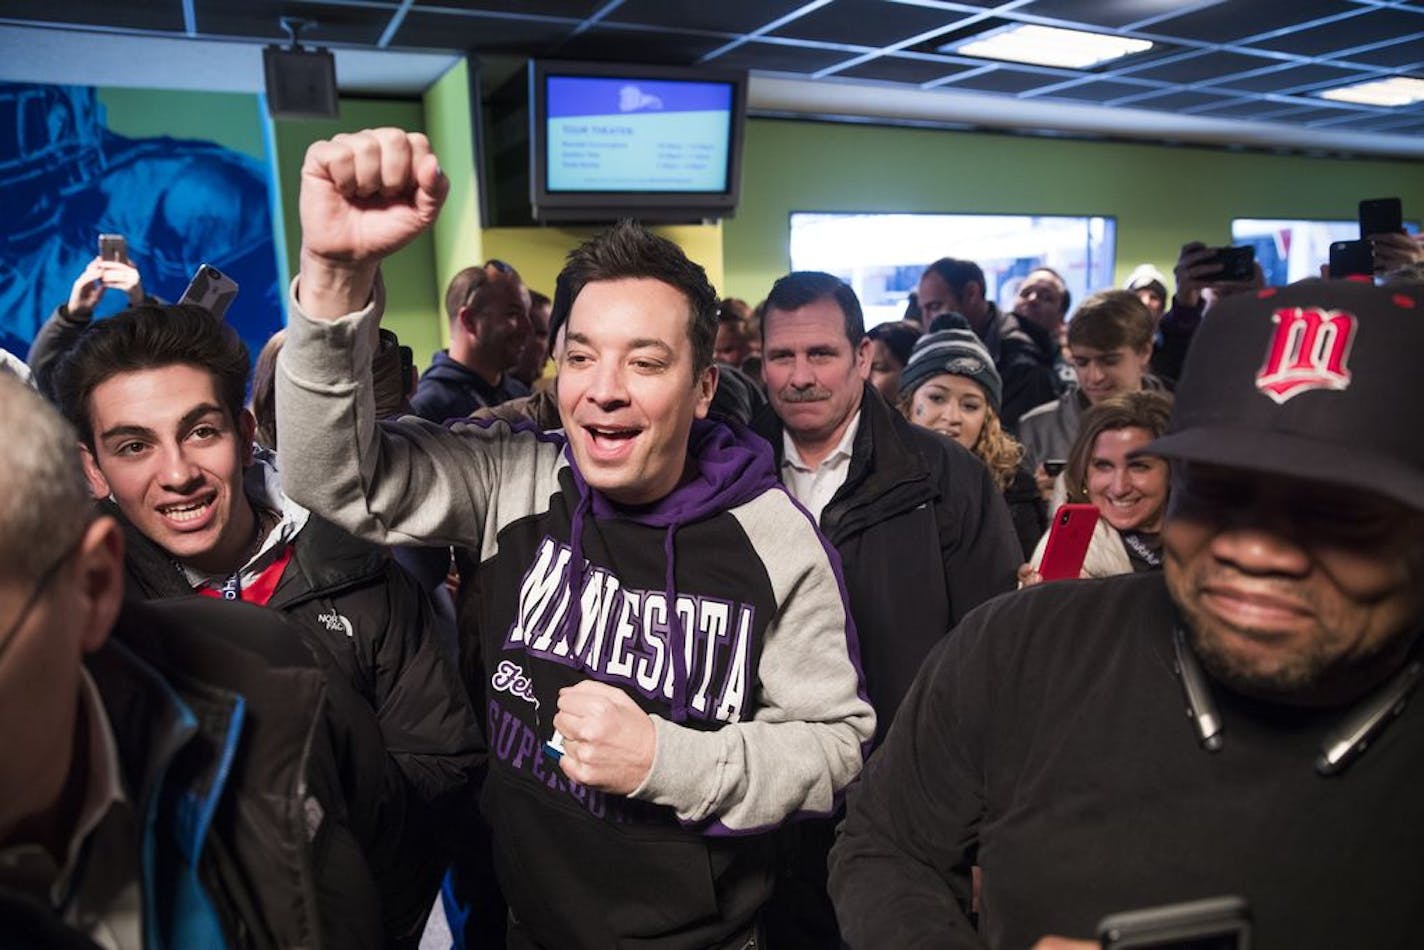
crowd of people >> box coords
[3,124,1423,950]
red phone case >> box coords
[1039,503,1099,581]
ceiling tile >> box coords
[834,55,972,84]
[1344,39,1424,69]
[608,0,809,35]
[1126,50,1281,85]
[1251,9,1424,58]
[1259,104,1367,123]
[769,0,962,47]
[1016,0,1194,30]
[703,40,856,73]
[394,11,574,51]
[1122,89,1242,111]
[416,0,601,16]
[1211,63,1374,94]
[1190,99,1289,119]
[943,67,1061,94]
[549,26,728,64]
[2,0,184,32]
[197,0,391,44]
[1146,0,1356,43]
[1039,79,1162,103]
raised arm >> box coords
[276,129,537,550]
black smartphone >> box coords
[98,233,127,262]
[179,264,240,320]
[1043,459,1067,478]
[1202,246,1254,283]
[1098,895,1250,949]
[1329,239,1374,279]
[1359,197,1403,237]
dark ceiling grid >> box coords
[1,0,1420,139]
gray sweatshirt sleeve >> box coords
[629,490,876,831]
[275,278,557,554]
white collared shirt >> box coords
[0,669,140,950]
[780,410,862,526]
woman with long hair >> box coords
[896,329,1045,556]
[1023,389,1174,583]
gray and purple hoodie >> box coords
[276,281,875,950]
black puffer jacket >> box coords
[0,596,392,949]
[112,500,482,945]
[753,385,1021,737]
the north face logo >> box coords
[1255,307,1357,404]
[317,610,354,638]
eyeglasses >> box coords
[461,259,520,310]
[0,536,83,667]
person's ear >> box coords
[854,336,873,381]
[80,443,111,500]
[693,363,719,420]
[238,409,257,467]
[458,305,481,339]
[73,516,125,654]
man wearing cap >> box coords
[829,279,1424,949]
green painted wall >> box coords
[269,98,443,368]
[421,59,483,355]
[722,118,1424,304]
[98,88,267,160]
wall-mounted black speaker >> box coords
[263,46,339,119]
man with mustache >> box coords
[830,279,1424,949]
[751,271,1020,947]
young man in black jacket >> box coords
[830,279,1424,949]
[0,374,389,948]
[50,306,481,945]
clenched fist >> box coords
[297,127,449,319]
[553,680,657,795]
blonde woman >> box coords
[897,329,1045,556]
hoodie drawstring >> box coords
[663,524,689,724]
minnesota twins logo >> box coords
[1255,307,1357,404]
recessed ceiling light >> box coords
[949,24,1153,70]
[1319,76,1424,107]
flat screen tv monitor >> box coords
[529,60,748,223]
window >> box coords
[789,212,1116,327]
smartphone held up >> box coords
[179,264,240,321]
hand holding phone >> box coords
[1037,503,1098,581]
[1359,197,1403,238]
[1200,246,1255,284]
[98,233,127,262]
[1329,240,1373,280]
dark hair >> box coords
[1064,390,1174,504]
[550,220,718,375]
[923,258,985,299]
[763,271,865,346]
[719,297,752,322]
[445,259,524,324]
[867,320,922,368]
[1067,290,1155,352]
[530,289,551,309]
[250,329,286,450]
[54,304,250,449]
[1024,266,1072,316]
